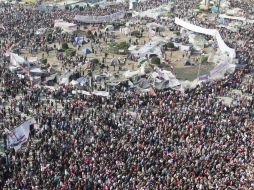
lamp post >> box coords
[217,0,221,17]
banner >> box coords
[175,18,236,59]
[74,12,125,23]
[92,91,109,97]
[210,62,235,79]
[6,118,36,151]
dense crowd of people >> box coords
[0,0,253,189]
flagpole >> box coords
[197,58,202,79]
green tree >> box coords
[65,48,76,57]
[151,56,161,65]
[62,43,69,50]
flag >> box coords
[41,163,50,171]
[6,118,36,150]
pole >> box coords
[217,0,221,17]
[197,62,201,79]
[197,58,202,79]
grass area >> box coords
[174,63,214,81]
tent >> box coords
[10,53,26,66]
[104,25,114,32]
[83,48,92,55]
[75,37,88,44]
[30,68,44,75]
[146,23,165,32]
[111,58,120,66]
[54,19,77,33]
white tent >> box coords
[54,19,77,33]
[104,25,114,32]
[131,41,163,59]
[132,4,172,19]
[10,53,26,66]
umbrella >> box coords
[83,48,91,55]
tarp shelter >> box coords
[132,4,172,19]
[83,48,92,55]
[30,68,44,76]
[104,25,114,32]
[146,23,165,31]
[111,58,120,65]
[76,77,87,86]
[10,53,26,67]
[131,41,163,59]
[27,57,38,63]
[35,28,47,35]
[75,37,88,44]
[54,19,77,33]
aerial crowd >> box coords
[0,0,253,189]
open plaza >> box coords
[0,0,253,189]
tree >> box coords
[131,30,142,38]
[86,30,93,39]
[91,58,100,65]
[151,56,161,65]
[65,48,76,57]
[62,43,69,50]
[165,42,175,49]
[41,58,47,64]
[109,41,129,55]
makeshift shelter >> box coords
[83,48,92,55]
[146,23,165,32]
[111,58,120,66]
[54,19,77,33]
[104,25,114,32]
[131,41,163,59]
[27,57,38,63]
[75,37,88,44]
[29,68,45,76]
[35,28,47,35]
[132,4,173,19]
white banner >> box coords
[175,18,236,59]
[92,90,109,97]
[74,12,125,23]
[6,118,36,151]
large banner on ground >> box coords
[6,118,36,151]
[175,18,236,60]
[74,12,125,23]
